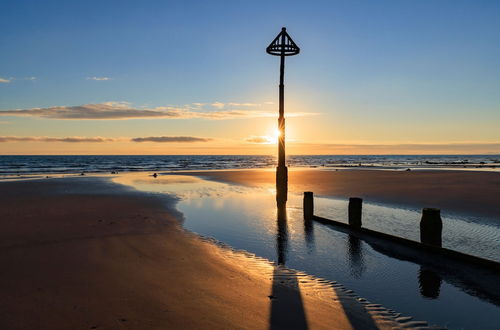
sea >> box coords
[0,154,499,175]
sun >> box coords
[268,129,281,144]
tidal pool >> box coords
[115,173,500,330]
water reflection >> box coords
[113,173,500,329]
[418,267,442,299]
[347,235,365,279]
[303,217,315,253]
[276,201,288,265]
[270,171,309,329]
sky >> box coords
[1,0,499,155]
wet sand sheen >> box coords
[176,168,500,219]
[0,177,410,329]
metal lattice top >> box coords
[266,27,300,56]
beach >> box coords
[1,168,499,329]
[0,175,411,330]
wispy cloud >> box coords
[87,76,112,81]
[0,76,37,83]
[0,102,316,120]
[228,102,260,107]
[210,102,260,108]
[0,136,116,143]
[290,142,500,154]
[244,136,274,144]
[131,136,212,143]
[211,101,225,109]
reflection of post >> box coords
[347,234,365,278]
[276,201,288,265]
[418,266,442,299]
[304,213,314,253]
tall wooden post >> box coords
[266,27,300,203]
[276,48,288,203]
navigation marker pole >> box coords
[266,27,300,203]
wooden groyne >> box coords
[303,192,500,272]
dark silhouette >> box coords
[348,197,363,228]
[267,27,300,204]
[420,208,442,247]
[270,187,309,329]
[303,192,313,220]
[269,267,308,330]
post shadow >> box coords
[269,267,308,330]
[332,287,380,330]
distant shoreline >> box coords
[1,154,499,177]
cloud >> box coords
[211,102,261,108]
[228,102,260,107]
[211,101,225,109]
[131,136,211,143]
[0,102,314,120]
[87,76,111,81]
[0,136,116,143]
[0,76,37,83]
[244,136,274,144]
[0,102,178,119]
[290,142,500,154]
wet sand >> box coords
[181,169,500,219]
[0,177,406,330]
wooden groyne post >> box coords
[348,197,363,228]
[303,192,314,220]
[420,208,443,247]
[304,192,499,271]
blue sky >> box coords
[1,0,499,154]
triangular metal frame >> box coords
[266,27,300,56]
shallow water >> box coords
[115,174,500,330]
